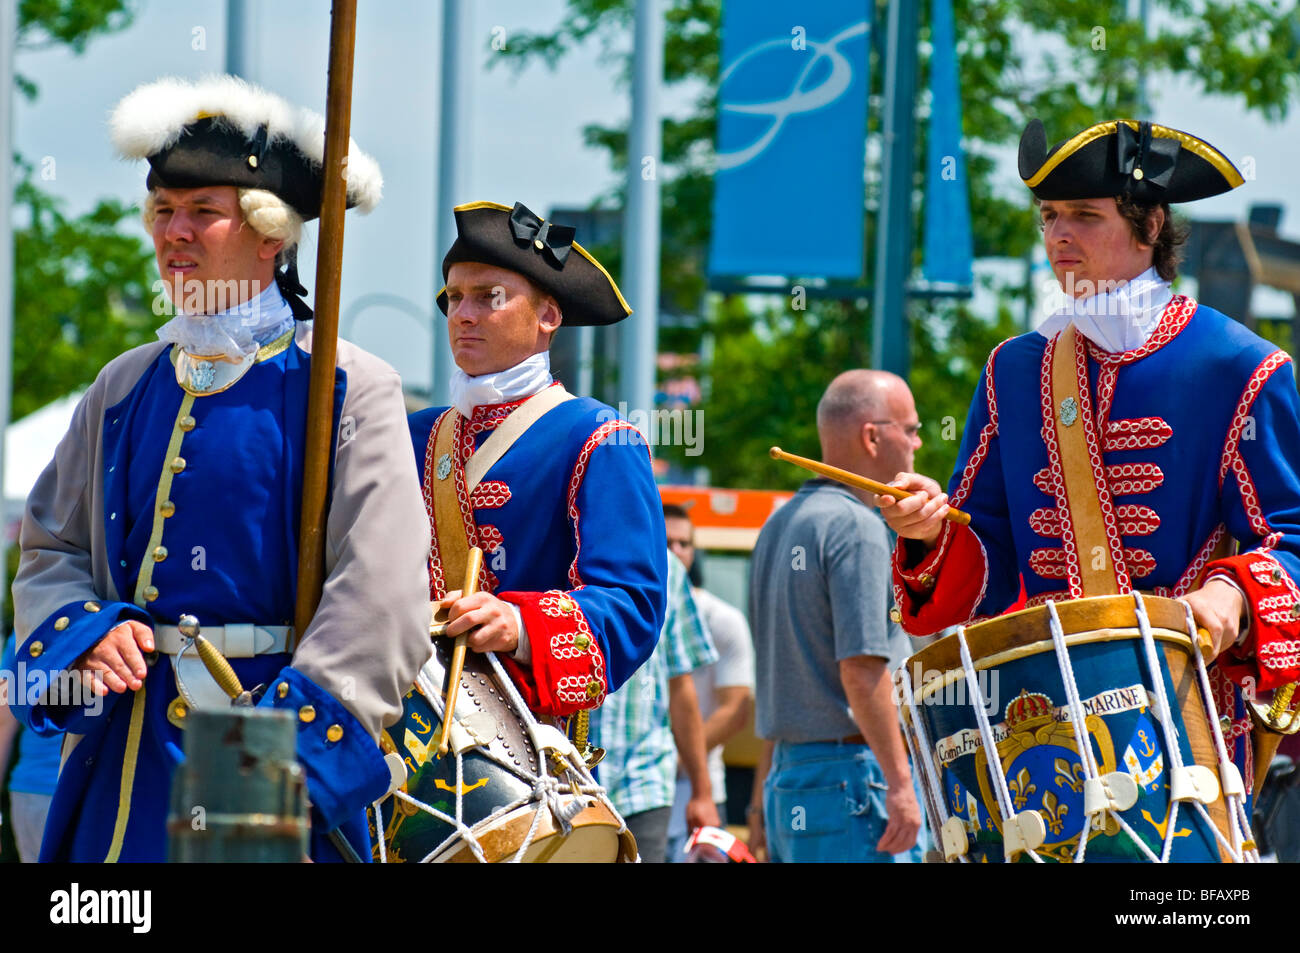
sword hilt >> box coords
[178,614,251,706]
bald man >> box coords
[747,370,923,863]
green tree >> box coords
[10,0,150,421]
[497,0,1300,489]
[12,164,155,419]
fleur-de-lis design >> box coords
[1138,729,1157,758]
[1041,791,1069,836]
[1054,757,1085,793]
[1009,767,1037,810]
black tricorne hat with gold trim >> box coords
[1018,118,1243,204]
[109,75,383,222]
[438,201,632,327]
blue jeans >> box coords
[764,740,925,863]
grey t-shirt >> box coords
[750,478,913,742]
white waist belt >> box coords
[154,624,292,658]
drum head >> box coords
[441,801,626,863]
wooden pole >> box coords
[294,0,359,645]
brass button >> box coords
[169,456,187,473]
[277,682,289,699]
[143,586,159,602]
[84,600,101,613]
[918,572,936,590]
[178,415,196,432]
[153,546,168,562]
[54,616,70,631]
[1272,568,1284,584]
[533,238,544,250]
[28,641,43,658]
[558,597,576,614]
[299,705,316,723]
[889,607,903,624]
[1133,167,1144,180]
[159,500,176,518]
[1291,604,1300,621]
[247,154,259,169]
[585,680,601,698]
[574,633,590,650]
[326,724,344,743]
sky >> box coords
[14,0,1300,394]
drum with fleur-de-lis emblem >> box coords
[896,594,1257,863]
[368,638,635,863]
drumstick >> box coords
[436,547,484,756]
[769,447,971,526]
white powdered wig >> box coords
[110,74,383,213]
[238,188,303,246]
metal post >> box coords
[1134,0,1150,116]
[432,0,473,407]
[618,0,663,428]
[225,0,259,81]
[0,1,16,631]
[169,710,308,862]
[870,0,919,378]
[575,325,594,397]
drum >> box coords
[369,638,635,863]
[896,593,1257,863]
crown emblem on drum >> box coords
[1004,690,1056,730]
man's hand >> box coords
[1183,577,1247,659]
[685,794,721,834]
[875,472,949,549]
[72,620,154,696]
[876,784,922,855]
[438,590,519,654]
[746,806,766,862]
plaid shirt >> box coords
[591,552,717,817]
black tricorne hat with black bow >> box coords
[1018,118,1243,203]
[437,201,632,327]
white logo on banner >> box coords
[716,20,869,171]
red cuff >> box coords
[1205,552,1300,692]
[891,522,987,635]
[496,590,608,717]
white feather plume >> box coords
[109,74,382,213]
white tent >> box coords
[4,390,83,513]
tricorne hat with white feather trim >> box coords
[110,74,382,221]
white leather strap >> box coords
[464,386,576,494]
[154,624,292,657]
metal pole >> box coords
[0,1,16,631]
[618,0,663,428]
[225,0,258,81]
[575,325,594,397]
[432,0,473,407]
[1135,0,1150,116]
[870,0,919,378]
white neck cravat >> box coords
[156,281,295,361]
[1037,266,1173,353]
[449,351,553,418]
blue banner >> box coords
[922,0,974,286]
[708,1,871,279]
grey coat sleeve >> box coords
[287,340,432,741]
